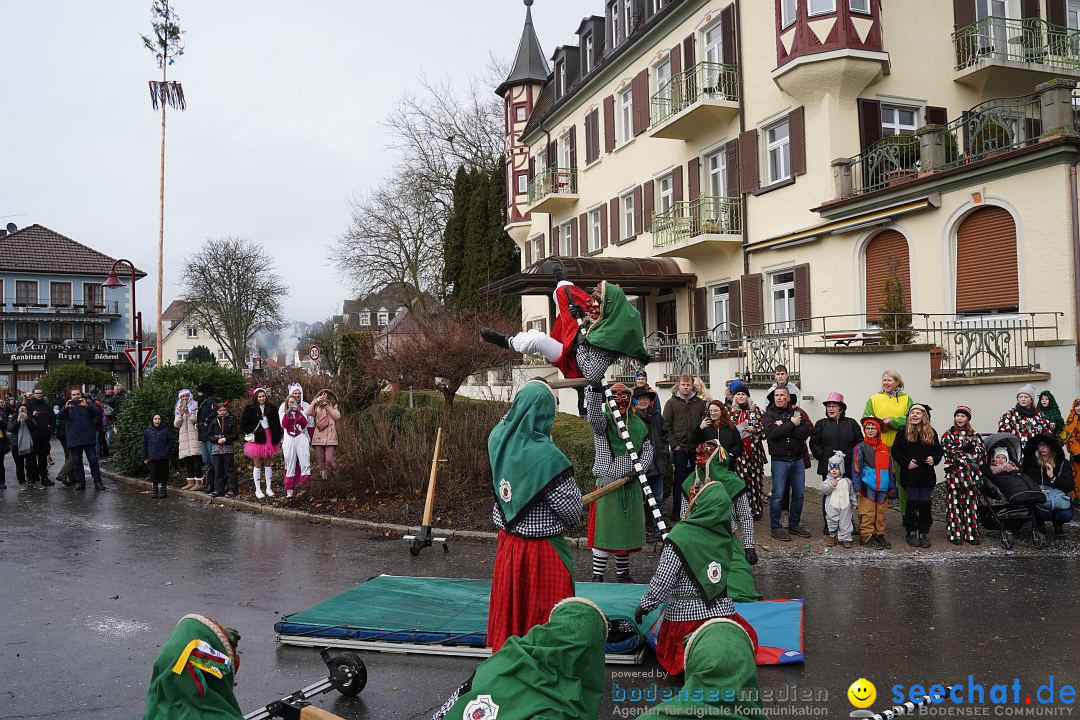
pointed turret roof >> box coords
[496,0,550,97]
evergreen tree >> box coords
[442,166,471,298]
[460,168,491,308]
[877,259,915,345]
[484,164,520,315]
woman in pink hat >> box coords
[809,392,863,536]
[941,405,986,545]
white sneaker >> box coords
[265,486,275,497]
[286,489,294,498]
[255,488,265,500]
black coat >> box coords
[640,408,670,481]
[207,415,239,449]
[141,424,174,462]
[809,415,863,477]
[891,430,944,489]
[694,423,743,466]
[240,402,283,445]
[1021,434,1075,493]
[761,403,811,461]
[58,401,102,448]
[196,394,218,442]
[26,398,54,444]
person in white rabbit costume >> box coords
[279,384,312,497]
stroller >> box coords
[976,433,1049,550]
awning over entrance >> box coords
[481,257,697,296]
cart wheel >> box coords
[408,539,422,557]
[328,653,367,697]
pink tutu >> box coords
[243,436,279,459]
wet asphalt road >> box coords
[2,465,1079,719]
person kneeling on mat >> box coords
[142,614,242,720]
[486,379,582,653]
[432,597,608,720]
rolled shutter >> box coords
[643,180,655,231]
[633,185,643,235]
[683,34,696,67]
[610,197,621,243]
[925,105,948,126]
[954,0,976,28]
[600,203,609,247]
[632,69,650,135]
[956,207,1019,312]
[693,287,709,336]
[727,278,742,339]
[670,44,682,75]
[721,4,736,65]
[688,157,700,201]
[604,95,616,152]
[739,130,759,193]
[857,99,882,150]
[552,225,561,257]
[569,126,577,170]
[864,230,911,320]
[793,263,811,331]
[1022,0,1040,18]
[579,213,588,254]
[672,165,683,203]
[725,139,740,195]
[740,273,763,332]
[1048,0,1067,26]
[789,106,806,176]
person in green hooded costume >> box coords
[432,597,609,720]
[634,477,758,677]
[682,441,762,603]
[640,618,767,719]
[487,379,582,652]
[142,614,242,720]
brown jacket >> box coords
[310,401,341,446]
[662,392,706,449]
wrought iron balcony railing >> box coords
[953,17,1080,72]
[650,62,739,127]
[0,298,120,315]
[940,91,1044,169]
[526,167,578,204]
[844,135,921,196]
[652,197,742,248]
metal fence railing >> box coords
[845,135,921,196]
[941,92,1044,169]
[650,61,739,127]
[953,17,1080,72]
[527,167,578,204]
[0,298,120,315]
[652,196,742,248]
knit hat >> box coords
[634,369,648,380]
[827,450,845,475]
[909,403,932,418]
[823,391,846,410]
[728,379,749,396]
[954,405,972,419]
[196,381,215,395]
[1017,384,1037,402]
[993,446,1010,462]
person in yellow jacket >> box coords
[862,369,913,511]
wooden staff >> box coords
[581,475,632,507]
[421,427,443,528]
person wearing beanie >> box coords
[633,369,660,412]
[194,383,219,493]
[820,450,856,547]
[891,404,944,548]
[941,406,986,545]
[998,384,1053,452]
[809,392,863,536]
[727,379,766,520]
[853,417,893,548]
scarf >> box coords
[444,598,607,720]
[141,614,242,720]
[16,418,32,456]
[828,477,853,510]
[666,481,734,603]
[585,282,649,362]
[488,381,573,526]
[604,404,648,458]
[1014,403,1039,419]
[861,418,891,477]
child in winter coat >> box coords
[940,405,986,545]
[141,413,174,498]
[853,417,893,549]
[891,404,944,548]
[1064,397,1080,504]
[281,397,311,498]
[207,402,239,498]
[174,389,204,491]
[820,451,856,547]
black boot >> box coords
[591,574,604,583]
[919,533,931,548]
[160,484,167,498]
[905,531,919,547]
[151,486,159,498]
[616,572,635,584]
[480,328,512,349]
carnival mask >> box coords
[695,440,719,467]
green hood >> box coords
[666,481,734,603]
[141,614,242,720]
[1039,391,1065,430]
[445,597,608,720]
[682,446,744,501]
[488,380,573,526]
[605,405,648,458]
[586,282,649,362]
[642,619,765,719]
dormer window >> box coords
[556,59,567,97]
[624,0,633,35]
[609,2,619,47]
[583,34,594,73]
[359,311,370,326]
[377,309,389,325]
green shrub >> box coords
[185,345,216,364]
[113,363,248,475]
[552,412,597,492]
[36,365,118,397]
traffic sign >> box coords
[124,346,155,370]
[308,345,321,362]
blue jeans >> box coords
[645,474,665,530]
[202,441,216,484]
[671,449,694,520]
[770,459,805,530]
[71,444,102,487]
[1035,506,1074,525]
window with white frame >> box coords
[610,1,620,44]
[765,120,792,185]
[556,59,567,98]
[559,130,572,168]
[561,220,574,255]
[1070,0,1080,28]
[654,57,671,105]
[516,174,528,194]
[218,350,227,361]
[711,285,731,338]
[781,0,797,27]
[651,0,662,13]
[705,150,727,196]
[530,235,543,260]
[881,105,919,136]
[658,173,674,212]
[771,271,796,327]
[514,105,526,122]
[583,34,594,73]
[359,311,370,326]
[377,309,389,325]
[850,0,871,13]
[976,0,1007,20]
[703,19,723,65]
[186,325,198,338]
[618,85,633,144]
[624,0,633,35]
[808,0,836,15]
[588,208,603,252]
[621,192,636,238]
[177,350,189,362]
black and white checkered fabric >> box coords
[638,544,736,621]
[492,468,582,537]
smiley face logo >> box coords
[847,678,876,709]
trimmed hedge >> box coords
[36,365,118,398]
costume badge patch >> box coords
[498,479,512,502]
[463,694,500,719]
[706,561,723,584]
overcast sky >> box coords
[0,1,584,329]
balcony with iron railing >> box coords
[651,196,742,257]
[525,166,579,214]
[953,17,1080,87]
[0,297,120,318]
[649,62,739,140]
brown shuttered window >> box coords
[643,180,655,231]
[693,287,709,335]
[604,95,616,153]
[1021,0,1040,18]
[633,185,643,236]
[857,99,882,150]
[956,207,1019,313]
[672,165,684,203]
[600,203,608,247]
[579,213,588,255]
[688,157,700,201]
[524,237,533,266]
[569,125,577,170]
[584,112,596,165]
[551,225,561,257]
[1048,0,1067,26]
[721,5,736,65]
[547,140,557,166]
[793,263,811,331]
[536,233,545,260]
[725,140,740,195]
[727,278,742,339]
[670,44,682,75]
[864,230,911,320]
[789,106,806,176]
[925,106,948,126]
[610,197,621,244]
[528,156,535,182]
[632,69,650,136]
[954,0,976,28]
[683,34,696,67]
[740,273,763,332]
[739,130,759,193]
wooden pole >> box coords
[421,427,443,527]
[155,5,168,369]
[581,475,632,507]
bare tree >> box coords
[180,237,288,369]
[303,316,345,375]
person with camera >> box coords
[8,404,37,486]
[58,389,106,491]
[26,387,55,486]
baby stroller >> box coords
[976,433,1049,550]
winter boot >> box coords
[919,533,931,548]
[616,573,635,584]
[905,531,919,547]
[263,467,274,497]
[181,478,195,491]
[253,468,265,500]
[480,328,512,349]
[192,477,205,492]
[150,486,159,498]
[591,574,604,583]
[160,483,167,498]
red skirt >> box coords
[655,613,758,676]
[487,531,574,653]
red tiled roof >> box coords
[162,299,190,321]
[0,224,147,278]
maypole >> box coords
[142,0,185,366]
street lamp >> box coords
[102,258,143,386]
